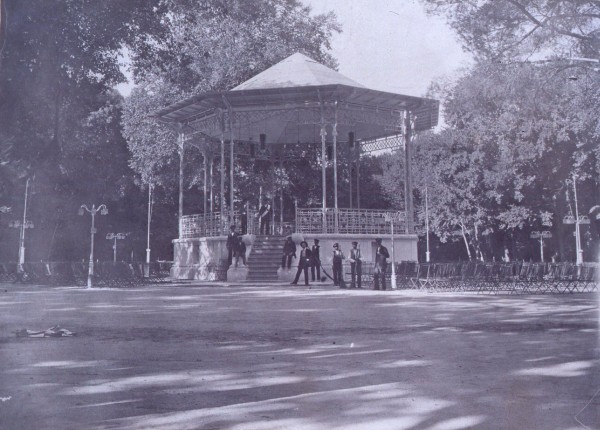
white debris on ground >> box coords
[15,325,75,338]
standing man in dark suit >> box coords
[235,236,246,267]
[291,241,312,286]
[226,225,238,267]
[332,243,345,287]
[258,201,272,235]
[240,203,248,234]
[373,238,389,290]
[281,237,296,269]
[311,239,321,281]
[349,241,362,289]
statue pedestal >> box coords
[227,266,249,282]
[277,267,297,283]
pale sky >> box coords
[304,0,472,97]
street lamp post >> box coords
[563,174,589,265]
[530,231,552,262]
[146,182,154,267]
[425,186,430,263]
[79,204,108,288]
[9,219,34,270]
[10,178,33,272]
[383,211,403,289]
[106,233,127,262]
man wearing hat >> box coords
[349,241,362,288]
[332,243,345,287]
[258,201,272,235]
[226,225,238,267]
[281,236,296,269]
[291,241,312,286]
[311,239,321,281]
[373,238,390,290]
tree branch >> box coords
[505,0,593,41]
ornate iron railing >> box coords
[295,208,406,234]
[181,211,236,238]
[181,207,405,238]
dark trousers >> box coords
[227,248,233,266]
[260,217,270,234]
[292,264,309,285]
[333,260,343,286]
[373,263,387,290]
[281,254,293,269]
[311,261,320,281]
[351,261,362,288]
[234,251,246,267]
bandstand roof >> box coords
[153,53,439,148]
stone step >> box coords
[244,236,288,281]
[247,266,280,272]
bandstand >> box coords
[154,53,439,281]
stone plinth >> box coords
[277,267,297,282]
[227,266,249,282]
[171,234,256,281]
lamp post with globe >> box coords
[10,178,33,273]
[79,204,108,288]
[563,174,589,265]
[383,211,403,289]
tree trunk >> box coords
[460,222,472,260]
[473,223,484,261]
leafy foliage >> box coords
[421,0,600,60]
[377,60,599,261]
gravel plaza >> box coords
[0,283,598,430]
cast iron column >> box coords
[332,101,339,233]
[229,113,235,227]
[320,100,327,233]
[219,112,225,234]
[178,132,184,238]
[404,111,414,234]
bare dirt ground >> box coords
[0,283,598,430]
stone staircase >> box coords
[246,235,284,282]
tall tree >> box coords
[421,0,600,60]
[0,0,162,261]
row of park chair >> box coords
[349,261,598,294]
[0,262,174,287]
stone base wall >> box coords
[170,235,255,280]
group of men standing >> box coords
[285,237,390,290]
[228,214,392,289]
[286,238,322,286]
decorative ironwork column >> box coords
[219,111,225,233]
[319,98,327,233]
[404,111,414,234]
[224,97,235,227]
[270,144,275,235]
[349,165,353,209]
[332,101,339,233]
[229,113,235,226]
[203,151,208,215]
[209,156,214,213]
[279,153,283,234]
[178,132,185,238]
[356,155,361,209]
